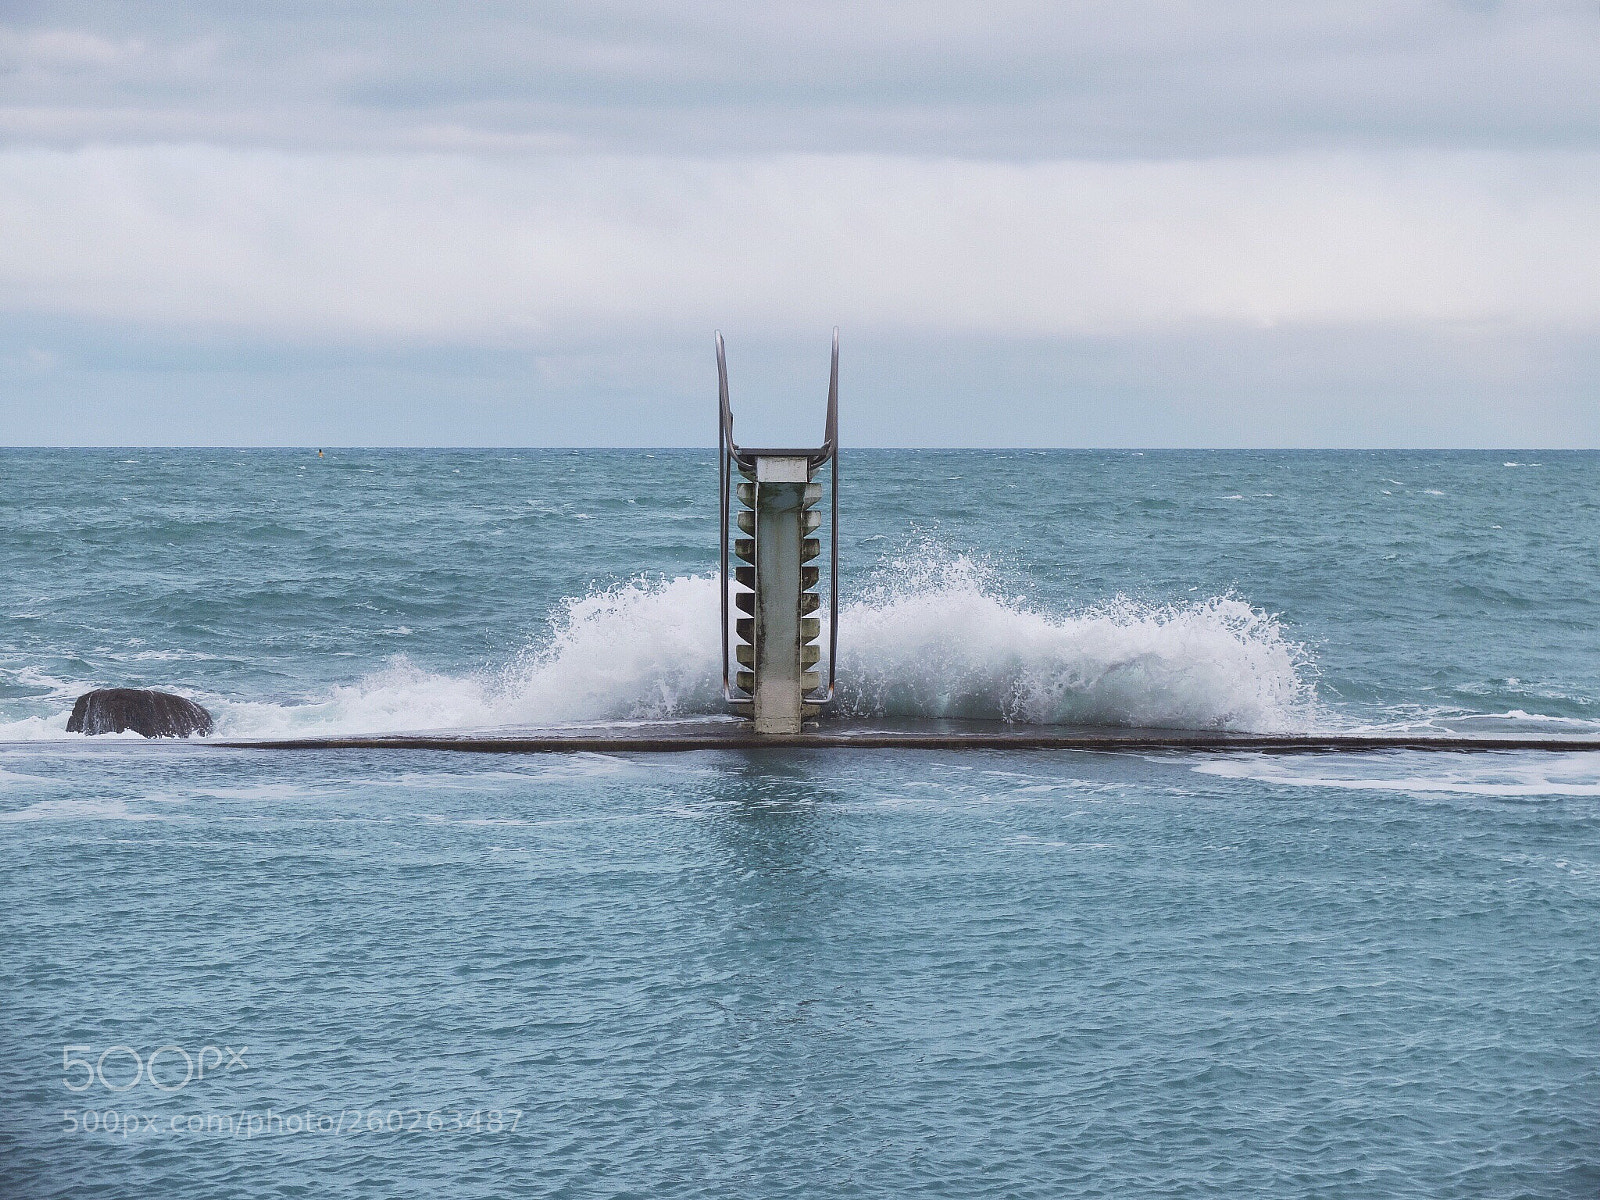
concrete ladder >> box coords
[717,329,840,734]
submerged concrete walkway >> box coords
[214,718,1600,755]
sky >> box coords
[2,1,1598,446]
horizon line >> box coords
[1,444,1596,454]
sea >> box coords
[1,448,1597,1198]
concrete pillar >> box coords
[751,456,810,734]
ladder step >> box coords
[799,592,819,615]
[735,566,755,589]
[736,670,755,692]
[801,567,819,590]
[734,538,755,563]
[736,644,753,667]
[736,617,754,644]
[801,617,820,642]
[802,645,821,668]
[736,483,756,508]
[736,591,754,615]
[804,510,821,533]
[803,483,822,506]
[737,511,755,535]
[800,538,820,563]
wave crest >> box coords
[218,574,723,737]
[834,554,1313,731]
[1,553,1317,739]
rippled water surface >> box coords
[2,450,1598,1197]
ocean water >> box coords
[1,448,1597,1197]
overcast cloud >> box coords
[2,1,1598,445]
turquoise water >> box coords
[2,449,1598,1196]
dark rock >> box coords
[67,688,214,738]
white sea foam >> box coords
[214,573,726,737]
[0,554,1318,740]
[0,713,79,740]
[0,796,159,822]
[833,553,1313,731]
[1195,751,1600,797]
[1335,706,1600,737]
[0,765,57,789]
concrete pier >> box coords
[750,457,811,734]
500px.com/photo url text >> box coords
[63,1109,524,1139]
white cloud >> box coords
[0,27,143,69]
[2,4,1596,445]
[3,3,1599,154]
[0,145,1596,341]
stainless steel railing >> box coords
[716,328,840,708]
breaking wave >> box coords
[834,554,1314,731]
[0,553,1317,740]
[217,574,726,738]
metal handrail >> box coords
[717,332,732,702]
[715,328,839,706]
[824,328,839,704]
[717,329,837,468]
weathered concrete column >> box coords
[751,456,810,734]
